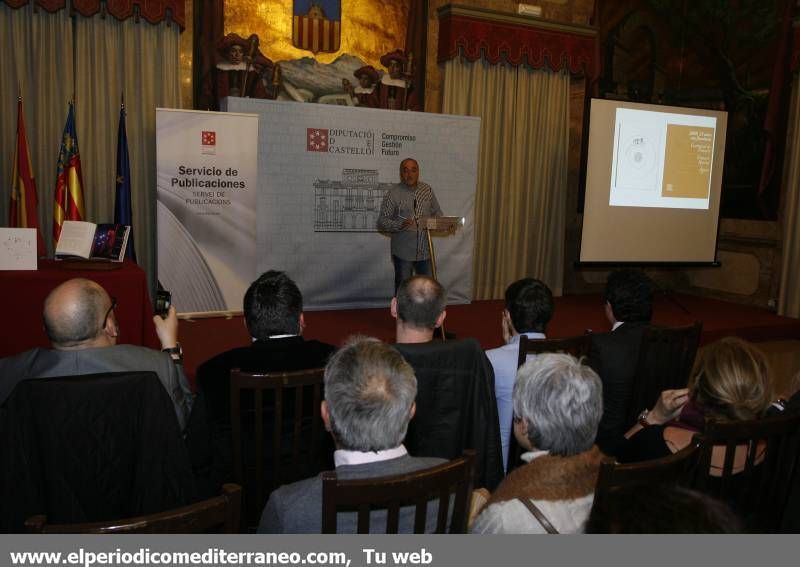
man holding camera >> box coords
[0,278,193,432]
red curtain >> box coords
[1,0,185,28]
[437,11,595,76]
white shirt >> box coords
[333,444,408,467]
[485,332,546,471]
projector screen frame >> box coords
[577,98,728,267]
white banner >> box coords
[156,109,259,313]
[225,98,480,310]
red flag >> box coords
[9,98,45,256]
[53,101,85,245]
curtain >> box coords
[1,5,180,294]
[73,16,181,288]
[779,73,800,317]
[442,56,569,299]
[0,3,73,251]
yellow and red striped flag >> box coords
[9,97,45,255]
[53,101,85,245]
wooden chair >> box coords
[230,367,328,527]
[625,321,703,428]
[691,413,800,532]
[516,333,593,368]
[506,333,593,473]
[593,438,702,512]
[25,484,242,533]
[321,451,476,534]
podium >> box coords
[421,216,464,339]
[421,216,464,282]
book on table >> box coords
[55,221,131,262]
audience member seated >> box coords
[618,337,774,465]
[257,337,446,533]
[485,278,553,470]
[587,269,654,456]
[0,278,193,431]
[471,353,604,534]
[391,275,447,344]
[391,276,504,490]
[194,270,335,491]
[585,484,743,533]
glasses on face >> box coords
[103,297,118,328]
[513,414,523,424]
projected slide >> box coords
[609,108,716,210]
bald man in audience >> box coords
[391,275,447,344]
[0,278,193,431]
[390,275,505,490]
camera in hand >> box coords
[155,289,172,318]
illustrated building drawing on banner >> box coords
[314,168,392,231]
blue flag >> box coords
[113,105,136,261]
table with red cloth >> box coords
[0,259,159,358]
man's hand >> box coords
[649,388,690,425]
[401,218,416,230]
[153,305,179,350]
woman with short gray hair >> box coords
[472,353,604,534]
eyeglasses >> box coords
[103,297,118,327]
[513,414,523,424]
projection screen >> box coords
[580,99,728,264]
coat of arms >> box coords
[293,1,341,54]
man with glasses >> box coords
[0,278,193,432]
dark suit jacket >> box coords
[195,337,335,427]
[587,322,649,456]
[0,345,193,431]
[257,453,446,533]
[393,338,504,491]
[0,372,196,532]
[190,337,335,496]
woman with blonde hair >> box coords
[619,336,774,463]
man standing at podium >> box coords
[377,158,442,293]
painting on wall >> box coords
[599,0,792,220]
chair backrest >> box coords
[229,367,327,526]
[393,339,504,491]
[516,333,593,368]
[25,484,242,533]
[506,333,593,473]
[625,321,703,428]
[692,413,800,532]
[0,371,195,532]
[321,451,476,534]
[593,438,702,512]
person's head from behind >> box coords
[322,336,417,452]
[585,484,743,533]
[512,353,602,456]
[243,270,303,340]
[504,278,553,335]
[690,336,774,422]
[604,269,653,324]
[43,278,118,350]
[391,275,446,333]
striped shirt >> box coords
[376,181,442,260]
